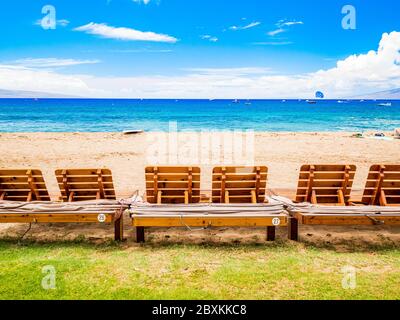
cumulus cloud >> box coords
[1,32,400,98]
[74,22,178,43]
[0,64,94,97]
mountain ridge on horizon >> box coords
[1,88,400,100]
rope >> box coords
[20,223,32,240]
[365,214,385,225]
[179,214,209,232]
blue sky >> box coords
[0,0,400,98]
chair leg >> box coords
[114,216,124,241]
[288,216,299,241]
[266,226,276,241]
[136,227,145,243]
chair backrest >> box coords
[212,166,268,203]
[0,169,50,201]
[362,165,400,206]
[145,166,201,204]
[296,164,356,205]
[55,169,116,202]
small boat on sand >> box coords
[123,130,144,135]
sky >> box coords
[0,0,399,98]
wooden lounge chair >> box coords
[0,169,50,202]
[132,166,287,243]
[54,168,124,240]
[295,164,356,205]
[361,165,400,206]
[0,168,124,241]
[211,166,276,240]
[288,164,357,240]
[288,164,400,241]
[212,166,268,204]
[144,166,201,204]
[55,168,116,202]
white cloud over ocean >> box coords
[11,58,100,68]
[1,31,400,98]
[74,22,178,43]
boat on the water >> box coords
[306,100,317,104]
[377,102,392,107]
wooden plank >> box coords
[0,214,114,223]
[132,215,287,227]
[297,213,400,226]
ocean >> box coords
[0,98,399,132]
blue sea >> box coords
[0,99,399,132]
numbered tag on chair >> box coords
[97,214,106,223]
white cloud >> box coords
[132,0,152,4]
[277,20,303,28]
[201,35,218,42]
[267,19,303,37]
[229,21,261,31]
[11,58,100,68]
[184,67,273,76]
[108,49,173,53]
[267,28,286,36]
[0,64,94,97]
[253,41,293,46]
[74,22,178,43]
[57,19,70,27]
[1,32,400,98]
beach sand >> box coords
[0,132,399,247]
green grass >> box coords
[0,239,399,300]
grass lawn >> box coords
[0,239,399,300]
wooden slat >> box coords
[132,215,287,227]
[0,169,50,201]
[212,166,268,203]
[295,212,400,226]
[0,213,114,223]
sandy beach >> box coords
[1,131,399,246]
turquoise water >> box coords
[0,99,399,132]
